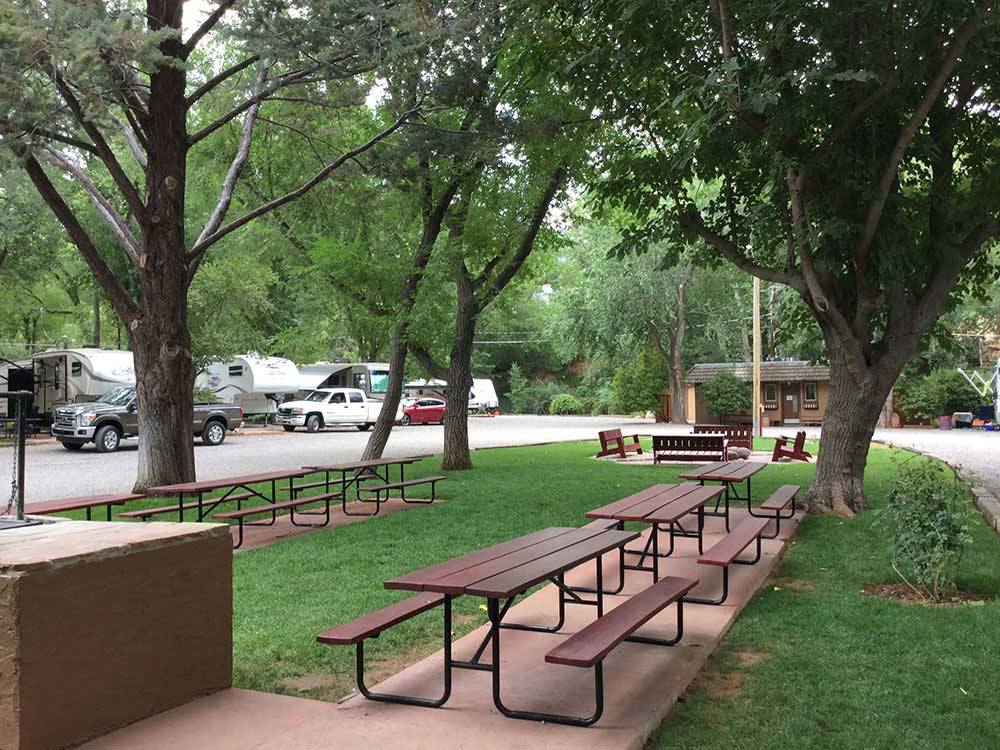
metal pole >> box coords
[752,278,762,437]
[15,395,25,521]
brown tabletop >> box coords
[146,469,313,496]
[27,493,146,521]
[303,455,430,472]
[386,525,638,599]
[679,461,766,482]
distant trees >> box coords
[700,372,751,423]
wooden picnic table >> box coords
[679,461,767,531]
[585,483,726,586]
[302,455,432,516]
[382,524,638,724]
[145,469,314,521]
[26,493,146,521]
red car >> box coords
[400,398,446,425]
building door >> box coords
[782,383,800,424]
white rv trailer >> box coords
[402,377,500,413]
[197,354,301,414]
[297,362,391,401]
[27,348,136,416]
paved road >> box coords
[3,416,997,504]
[0,415,653,503]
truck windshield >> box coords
[369,370,389,394]
[96,386,135,407]
[304,391,329,403]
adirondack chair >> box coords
[596,428,643,459]
[771,430,811,462]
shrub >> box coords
[700,372,751,420]
[506,364,564,414]
[549,393,586,415]
[900,369,981,419]
[875,459,973,601]
[193,386,219,403]
[610,348,666,417]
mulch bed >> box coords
[862,582,993,607]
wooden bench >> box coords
[686,517,768,605]
[118,492,255,522]
[212,492,340,548]
[360,475,446,504]
[693,424,752,451]
[596,428,642,459]
[317,593,449,707]
[542,576,696,725]
[27,493,145,521]
[747,484,798,538]
[771,430,811,462]
[652,435,728,463]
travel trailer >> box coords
[402,377,500,414]
[197,354,301,415]
[297,362,391,401]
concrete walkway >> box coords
[81,508,800,750]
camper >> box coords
[10,349,136,421]
[197,354,301,415]
[297,362,391,401]
[402,377,500,414]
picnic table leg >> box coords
[399,462,406,502]
[570,533,625,595]
[106,504,112,522]
[85,507,92,521]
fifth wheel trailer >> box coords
[196,354,301,414]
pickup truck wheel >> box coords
[282,425,296,432]
[356,423,372,431]
[400,414,411,426]
[61,441,84,451]
[305,414,322,433]
[202,420,227,446]
[94,425,121,453]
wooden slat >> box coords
[760,485,799,511]
[464,530,638,598]
[545,577,697,667]
[698,518,770,566]
[385,528,579,591]
[585,484,680,519]
[641,485,726,524]
[362,476,445,493]
[316,594,445,645]
[303,455,431,472]
[146,470,312,496]
[718,462,766,481]
[677,462,730,480]
[422,526,618,595]
[602,483,703,522]
[27,494,144,515]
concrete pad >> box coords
[83,513,800,750]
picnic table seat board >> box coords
[685,516,769,606]
[693,424,753,451]
[117,492,256,522]
[772,430,811,462]
[212,492,341,549]
[747,484,799,538]
[26,493,146,521]
[357,475,446,504]
[596,428,643,459]
[652,434,729,463]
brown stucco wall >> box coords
[0,520,232,750]
[694,380,830,426]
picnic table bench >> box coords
[653,434,729,463]
[320,524,700,726]
[692,424,752,451]
[772,430,811,462]
[26,493,146,521]
[302,455,442,517]
[595,428,643,460]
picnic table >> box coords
[145,469,314,521]
[302,455,436,516]
[323,525,639,725]
[26,493,146,521]
[585,483,725,586]
[679,461,767,531]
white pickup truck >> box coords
[275,387,383,432]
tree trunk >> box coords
[668,267,689,424]
[441,284,477,471]
[92,285,101,347]
[362,325,408,460]
[803,343,897,515]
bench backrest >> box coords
[792,430,807,451]
[653,435,726,451]
[693,424,752,449]
[598,428,624,450]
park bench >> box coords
[317,593,449,707]
[27,493,145,521]
[119,492,255,522]
[213,492,340,548]
[693,424,752,451]
[652,435,728,463]
[685,516,768,605]
[771,430,811,462]
[596,428,643,459]
[746,484,798,539]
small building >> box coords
[684,360,831,426]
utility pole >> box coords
[752,276,761,437]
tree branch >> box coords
[186,55,260,108]
[186,105,417,261]
[112,116,147,168]
[410,347,449,381]
[815,78,896,156]
[182,0,239,59]
[0,117,100,156]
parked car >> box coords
[275,387,383,432]
[51,385,242,452]
[400,398,446,425]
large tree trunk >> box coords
[362,325,408,460]
[441,283,477,471]
[803,341,898,516]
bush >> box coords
[900,369,981,419]
[610,348,666,417]
[506,364,564,414]
[193,386,219,404]
[875,460,973,600]
[549,393,587,415]
[700,372,751,420]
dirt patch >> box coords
[770,577,815,592]
[735,649,768,667]
[280,672,334,692]
[692,649,768,698]
[862,582,993,607]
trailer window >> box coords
[369,370,389,394]
[71,361,82,376]
[228,365,244,377]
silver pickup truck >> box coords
[51,385,243,453]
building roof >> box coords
[685,360,830,384]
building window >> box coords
[764,383,777,402]
[804,382,818,405]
